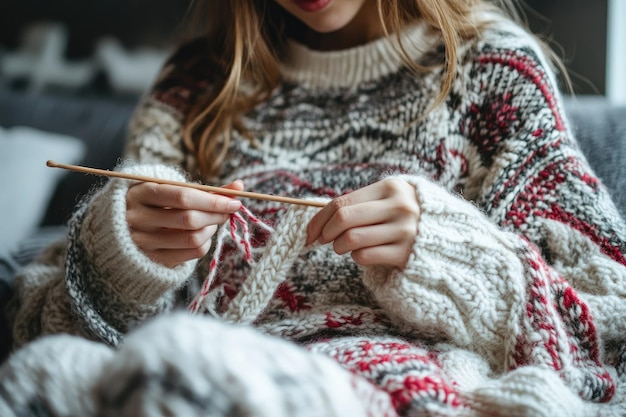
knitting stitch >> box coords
[4,10,626,417]
[189,205,276,315]
[220,203,323,324]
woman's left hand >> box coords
[306,178,420,269]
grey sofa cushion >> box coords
[565,97,626,216]
[0,87,137,225]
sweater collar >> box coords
[279,21,438,89]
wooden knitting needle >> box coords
[46,160,327,208]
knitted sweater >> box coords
[4,11,626,417]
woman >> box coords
[3,0,626,416]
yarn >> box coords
[188,202,325,323]
[188,205,274,314]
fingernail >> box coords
[228,201,241,211]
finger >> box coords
[307,179,416,245]
[131,225,217,251]
[129,183,242,213]
[350,244,411,269]
[128,206,229,231]
[331,222,416,255]
[307,185,388,245]
[318,199,409,245]
[223,179,244,191]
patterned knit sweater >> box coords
[4,11,626,417]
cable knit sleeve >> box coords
[363,29,626,404]
[9,164,196,349]
[63,163,196,346]
[363,177,526,367]
[461,28,626,349]
[8,40,212,348]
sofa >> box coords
[0,87,137,361]
[1,87,625,363]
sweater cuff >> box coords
[79,163,195,306]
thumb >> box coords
[221,179,244,191]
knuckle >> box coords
[185,230,206,248]
[180,211,200,229]
[399,224,417,241]
[334,206,352,225]
[382,177,404,193]
[145,182,160,193]
[351,250,372,266]
[173,188,193,208]
[141,182,160,198]
[384,178,414,201]
[205,225,218,238]
[329,196,350,212]
[396,195,418,214]
[126,190,144,210]
[128,230,140,245]
[342,229,361,246]
[206,196,224,212]
[399,204,416,218]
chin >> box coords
[304,15,356,34]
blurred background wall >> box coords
[0,0,194,98]
[524,0,608,96]
[0,0,620,99]
[0,0,192,52]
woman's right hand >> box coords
[126,180,244,268]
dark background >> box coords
[523,0,608,95]
[0,0,610,96]
[0,0,193,53]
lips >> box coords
[292,0,332,13]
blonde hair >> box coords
[181,0,564,179]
